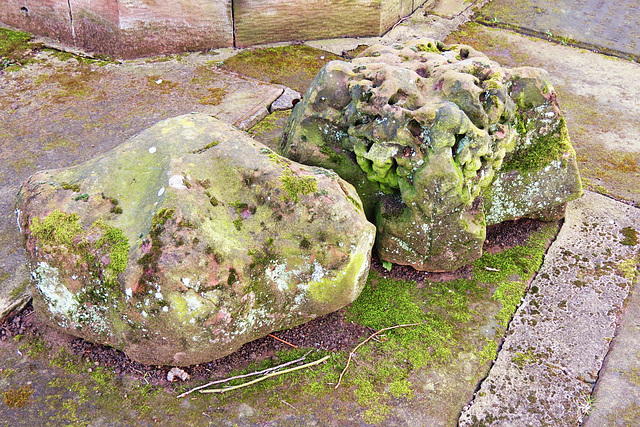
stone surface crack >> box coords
[67,0,75,41]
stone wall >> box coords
[0,0,234,58]
[0,0,427,58]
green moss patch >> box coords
[198,87,227,105]
[621,226,638,246]
[0,27,40,71]
[474,222,558,326]
[221,45,341,93]
[249,110,292,150]
[30,209,129,283]
[31,210,83,246]
[501,118,573,173]
[280,169,317,202]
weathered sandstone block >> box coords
[17,113,375,365]
[280,39,582,271]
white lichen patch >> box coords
[169,174,188,190]
[264,261,296,292]
[32,262,78,321]
[311,261,325,282]
[184,292,204,312]
[31,262,113,335]
[232,306,271,337]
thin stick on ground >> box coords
[200,354,331,394]
[269,333,298,348]
[334,323,421,389]
[177,350,312,398]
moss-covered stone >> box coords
[280,38,582,271]
[17,113,375,365]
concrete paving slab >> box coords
[459,191,640,426]
[586,274,640,426]
[479,0,640,61]
[0,52,284,323]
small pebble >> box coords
[167,367,190,382]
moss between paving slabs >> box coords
[221,45,341,93]
[1,220,557,425]
[248,110,292,150]
[0,27,38,71]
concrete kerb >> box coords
[459,191,640,426]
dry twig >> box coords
[200,354,331,394]
[391,14,412,31]
[334,323,421,389]
[269,333,298,348]
[177,350,311,398]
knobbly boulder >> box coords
[17,113,375,366]
[280,39,582,271]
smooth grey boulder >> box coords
[279,38,582,271]
[17,113,375,366]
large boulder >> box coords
[279,39,582,271]
[17,113,376,366]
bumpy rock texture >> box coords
[280,38,582,271]
[17,113,375,366]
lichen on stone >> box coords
[280,38,582,271]
[17,114,376,365]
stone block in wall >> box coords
[0,0,74,44]
[0,0,234,59]
[1,0,428,58]
[77,0,234,58]
[233,0,382,47]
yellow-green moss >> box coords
[0,27,37,70]
[221,45,340,93]
[31,210,129,283]
[198,87,227,105]
[145,75,178,94]
[280,169,317,203]
[31,210,83,246]
[474,221,557,326]
[621,226,638,246]
[617,258,638,281]
[501,118,573,173]
[3,385,34,408]
[512,349,536,368]
[94,220,130,279]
